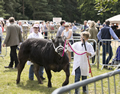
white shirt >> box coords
[71,41,95,76]
[40,24,44,32]
[0,26,2,37]
[63,29,73,40]
[22,24,29,27]
[27,32,43,65]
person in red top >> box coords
[1,21,4,32]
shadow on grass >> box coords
[17,80,57,93]
[3,68,18,72]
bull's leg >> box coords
[62,63,70,86]
[34,64,43,84]
[16,60,26,84]
[45,68,52,87]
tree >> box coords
[95,0,118,15]
[47,0,62,17]
[77,0,99,23]
[3,0,22,19]
[0,0,9,18]
[60,0,81,22]
[26,0,53,20]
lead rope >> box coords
[62,40,87,57]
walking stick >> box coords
[83,39,93,77]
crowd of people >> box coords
[1,17,120,94]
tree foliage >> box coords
[0,0,119,23]
[95,0,118,15]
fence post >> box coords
[97,43,99,69]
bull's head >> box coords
[52,36,66,57]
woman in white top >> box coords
[61,23,73,63]
[27,24,45,80]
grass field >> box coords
[0,47,120,94]
[0,33,120,94]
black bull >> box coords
[16,36,70,87]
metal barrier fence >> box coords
[52,69,120,94]
[98,39,120,70]
[42,29,81,39]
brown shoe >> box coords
[4,66,13,68]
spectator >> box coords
[97,20,101,26]
[61,23,73,63]
[102,22,105,27]
[87,20,91,27]
[88,21,98,63]
[81,20,88,32]
[74,20,76,24]
[69,23,72,30]
[3,17,23,68]
[1,21,4,32]
[97,20,119,69]
[22,22,29,41]
[56,20,65,36]
[69,32,94,94]
[18,21,23,33]
[29,23,34,33]
[44,22,49,39]
[72,23,78,32]
[0,22,2,54]
[96,20,101,31]
[27,24,45,80]
[34,21,40,32]
[50,22,54,30]
[40,22,44,34]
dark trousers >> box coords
[69,40,74,58]
[9,45,19,67]
[44,32,48,39]
[75,67,87,94]
[102,43,113,64]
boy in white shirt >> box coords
[70,32,95,94]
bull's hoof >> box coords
[16,80,20,84]
[39,82,43,84]
[48,84,52,88]
[48,85,52,88]
[62,81,69,86]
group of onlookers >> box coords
[2,16,120,94]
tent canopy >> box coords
[106,14,120,23]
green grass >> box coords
[0,47,120,94]
[0,33,120,94]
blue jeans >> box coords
[75,67,87,94]
[102,43,113,64]
[29,65,44,80]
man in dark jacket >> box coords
[97,20,119,69]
